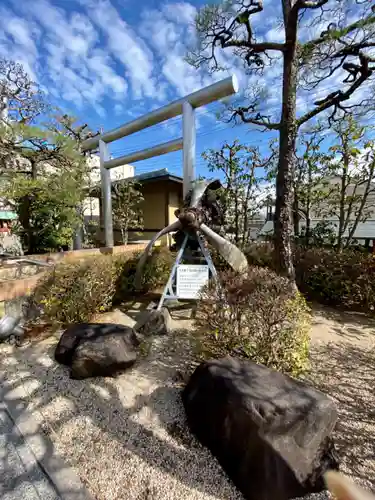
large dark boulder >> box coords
[182,357,339,500]
[70,329,139,379]
[55,323,139,379]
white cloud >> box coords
[11,0,129,111]
[0,6,39,80]
[86,51,127,95]
[114,103,124,115]
[139,3,219,98]
[0,0,241,123]
[81,0,156,100]
[5,17,38,52]
[266,26,285,43]
[162,2,197,25]
[163,54,203,97]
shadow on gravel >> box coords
[307,341,375,490]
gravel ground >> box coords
[0,304,374,500]
[306,306,375,494]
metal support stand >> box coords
[157,232,218,311]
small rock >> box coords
[146,301,157,311]
[0,315,21,341]
[163,299,181,309]
[0,233,23,256]
[91,309,135,328]
[8,334,16,345]
[134,308,172,337]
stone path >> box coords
[0,393,93,500]
[0,406,60,500]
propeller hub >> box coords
[177,208,201,231]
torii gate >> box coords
[81,75,248,307]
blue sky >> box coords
[0,0,372,181]
[1,0,264,179]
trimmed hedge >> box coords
[194,267,311,377]
[31,247,174,325]
[244,243,375,314]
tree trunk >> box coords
[305,163,312,246]
[234,195,239,244]
[31,159,38,180]
[18,196,32,253]
[305,198,311,247]
[274,5,298,280]
[20,159,39,253]
[337,159,348,251]
[242,167,253,247]
[292,188,300,238]
[120,226,128,245]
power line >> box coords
[90,79,374,178]
[109,109,227,154]
[109,110,374,167]
[109,117,271,157]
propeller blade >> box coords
[134,220,182,290]
[189,179,211,207]
[189,179,222,208]
[200,223,248,274]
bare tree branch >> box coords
[188,0,375,278]
[230,106,281,130]
[303,15,375,53]
[297,53,374,126]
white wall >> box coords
[83,154,135,221]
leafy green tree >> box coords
[319,116,375,250]
[0,58,97,253]
[299,220,336,248]
[188,0,375,279]
[1,117,93,253]
[202,140,271,247]
[7,175,81,252]
[112,181,144,245]
[293,131,331,243]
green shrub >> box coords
[140,246,175,290]
[194,267,311,377]
[244,241,275,268]
[32,254,126,325]
[114,246,174,299]
[244,243,375,315]
[294,247,375,313]
[32,247,174,325]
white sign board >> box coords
[176,265,209,299]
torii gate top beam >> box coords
[81,75,238,152]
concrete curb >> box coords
[0,386,95,500]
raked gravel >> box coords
[0,306,374,500]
